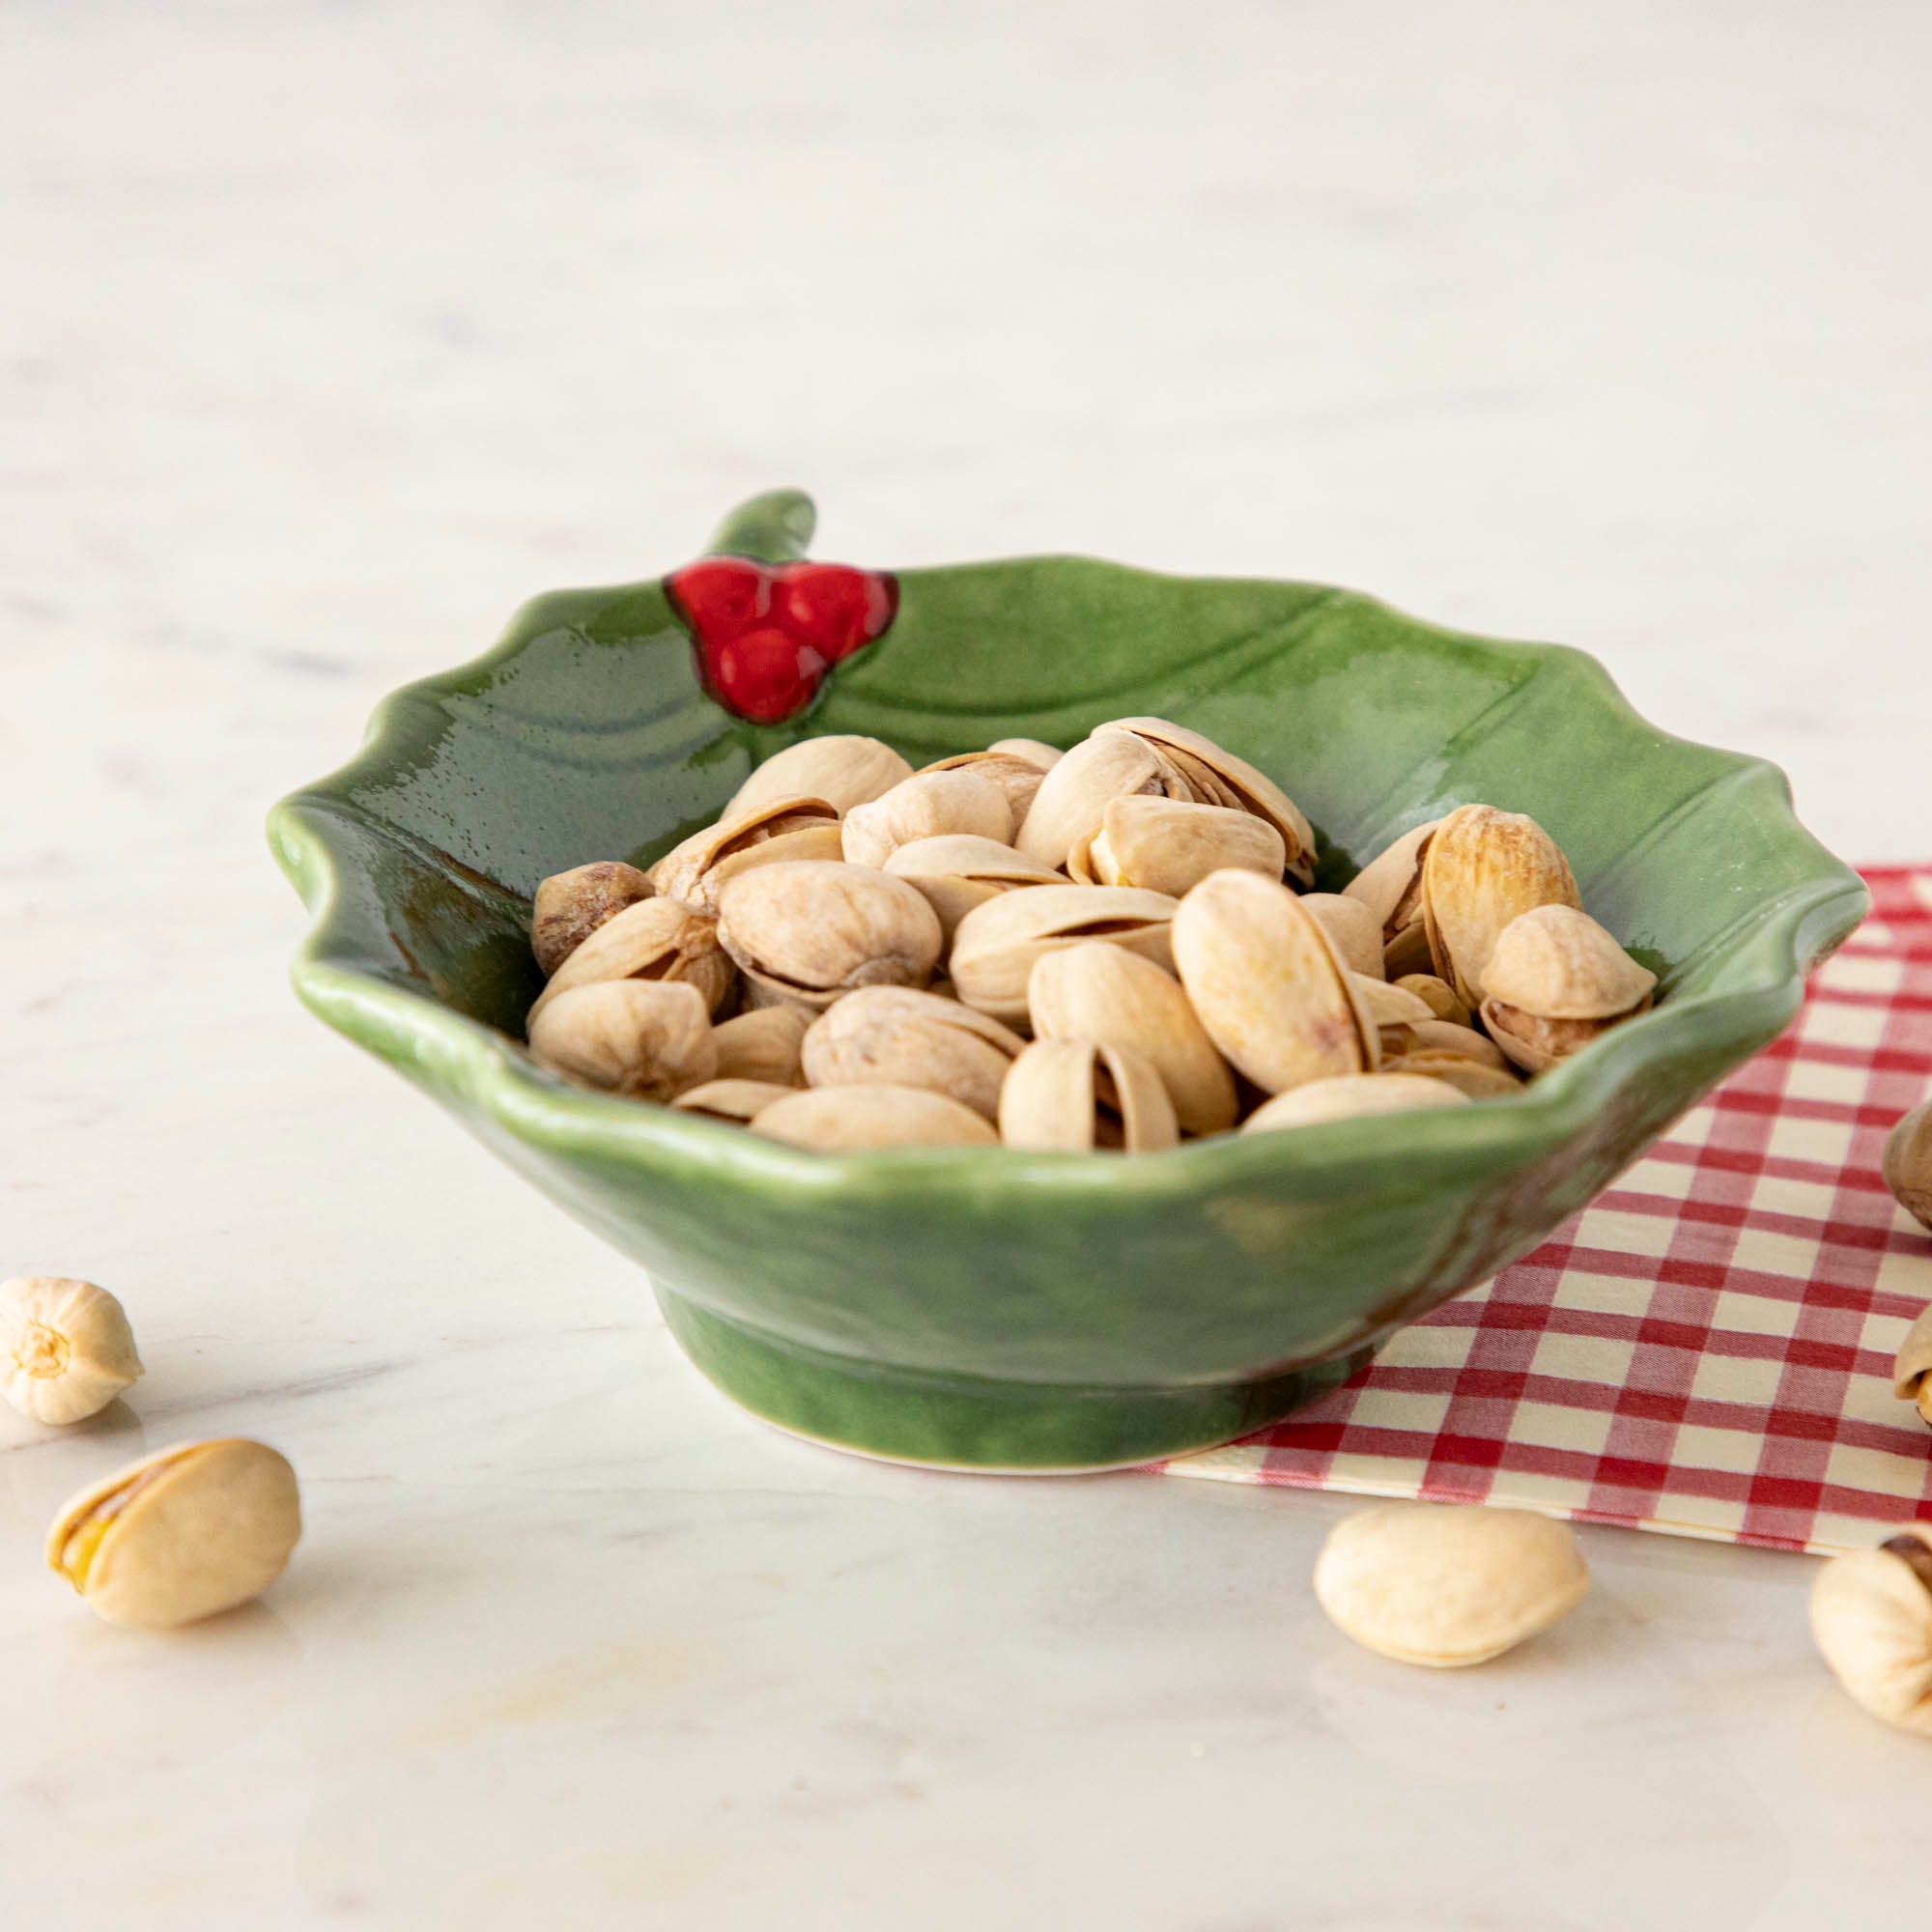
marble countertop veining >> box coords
[4,3,1931,1926]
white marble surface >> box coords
[4,3,1931,1924]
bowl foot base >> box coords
[657,1292,1371,1472]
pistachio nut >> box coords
[528,980,717,1102]
[751,1083,999,1151]
[670,1078,798,1124]
[1096,719,1316,886]
[1341,820,1439,977]
[1381,1049,1523,1099]
[1028,941,1237,1135]
[986,738,1063,771]
[48,1438,301,1631]
[882,835,1065,939]
[1315,1503,1589,1668]
[1299,894,1386,980]
[1242,1073,1470,1134]
[1421,804,1581,1008]
[1393,973,1472,1029]
[530,861,655,978]
[1891,1303,1932,1425]
[1349,974,1438,1056]
[709,1005,809,1086]
[1393,1019,1513,1072]
[842,768,1014,869]
[1883,1102,1932,1231]
[648,797,843,914]
[802,986,1025,1119]
[1068,795,1287,899]
[949,884,1180,1026]
[1171,870,1373,1096]
[724,735,913,819]
[1013,730,1191,868]
[528,896,734,1023]
[1476,905,1656,1073]
[1810,1526,1932,1736]
[716,861,943,1011]
[998,1039,1179,1153]
[918,750,1051,823]
[0,1277,143,1426]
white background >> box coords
[3,4,1930,1926]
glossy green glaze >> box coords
[270,491,1867,1469]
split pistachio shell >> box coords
[1810,1527,1932,1736]
[842,769,1014,869]
[1477,904,1657,1072]
[918,751,1050,823]
[528,896,733,1023]
[1342,821,1439,976]
[530,862,655,978]
[1382,1050,1523,1100]
[708,1005,809,1086]
[1028,942,1238,1136]
[998,1039,1179,1153]
[1350,976,1438,1035]
[1421,805,1581,1008]
[1301,895,1385,980]
[670,1079,798,1124]
[717,862,943,1010]
[1013,731,1189,868]
[48,1438,301,1631]
[528,980,717,1102]
[724,736,913,820]
[648,798,844,914]
[1315,1503,1589,1668]
[751,1083,999,1151]
[1070,796,1287,898]
[1394,973,1471,1029]
[1242,1074,1470,1135]
[987,738,1063,771]
[0,1277,143,1426]
[1171,870,1369,1096]
[1882,1103,1932,1231]
[882,836,1065,939]
[1401,1020,1512,1071]
[949,885,1180,1026]
[1891,1305,1932,1425]
[801,986,1025,1119]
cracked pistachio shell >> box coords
[918,750,1051,823]
[949,885,1180,1026]
[1069,795,1286,899]
[1315,1504,1589,1668]
[48,1438,301,1632]
[708,1005,809,1086]
[1480,906,1656,1022]
[986,738,1062,771]
[1014,730,1190,868]
[716,862,942,1011]
[1342,821,1440,976]
[0,1277,143,1426]
[1300,894,1386,980]
[1891,1303,1932,1423]
[724,736,913,819]
[1421,805,1582,1008]
[528,980,717,1102]
[530,862,655,978]
[1028,942,1237,1136]
[1095,719,1316,886]
[647,797,844,915]
[751,1083,999,1151]
[1350,975,1437,1037]
[1883,1104,1932,1232]
[670,1078,798,1124]
[1380,1050,1523,1099]
[998,1039,1179,1153]
[528,896,733,1023]
[882,836,1065,940]
[1810,1527,1932,1735]
[842,769,1013,869]
[1394,973,1472,1029]
[1242,1073,1470,1134]
[802,986,1025,1120]
[1398,1020,1512,1072]
[1171,870,1371,1096]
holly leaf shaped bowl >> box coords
[270,491,1867,1470]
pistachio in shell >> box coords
[1420,804,1581,1009]
[1381,1049,1523,1100]
[528,896,734,1024]
[1300,894,1386,980]
[1888,1104,1932,1232]
[1242,1073,1469,1135]
[949,884,1180,1027]
[528,979,717,1102]
[998,1039,1179,1153]
[1013,730,1191,869]
[1341,820,1439,977]
[724,735,913,820]
[751,1083,999,1151]
[708,1005,810,1086]
[1394,973,1472,1029]
[1891,1303,1932,1425]
[801,986,1025,1120]
[1809,1526,1932,1736]
[883,835,1065,939]
[918,750,1051,823]
[648,796,844,914]
[670,1079,799,1124]
[715,861,943,1011]
[1068,795,1287,899]
[531,861,656,978]
[1477,904,1656,1073]
[842,768,1014,869]
[1349,974,1438,1058]
[986,738,1063,771]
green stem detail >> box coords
[705,489,817,565]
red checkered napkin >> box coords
[1162,867,1932,1554]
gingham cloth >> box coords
[1163,867,1932,1554]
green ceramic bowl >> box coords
[270,491,1866,1470]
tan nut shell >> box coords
[1242,1074,1470,1134]
[918,750,1051,823]
[801,986,1025,1120]
[882,836,1065,939]
[1421,805,1581,1008]
[1013,731,1188,868]
[842,769,1013,869]
[1381,1051,1523,1100]
[1350,976,1438,1035]
[48,1438,301,1632]
[716,862,942,1010]
[528,980,717,1102]
[949,885,1180,1026]
[998,1039,1179,1153]
[1300,895,1386,980]
[1171,870,1372,1096]
[528,896,733,1023]
[1479,905,1656,1021]
[1314,1503,1589,1668]
[1028,942,1238,1136]
[708,1005,809,1086]
[1342,821,1439,975]
[1070,796,1287,899]
[1810,1528,1932,1735]
[724,735,913,819]
[670,1079,799,1124]
[1393,974,1472,1029]
[1883,1103,1932,1232]
[751,1084,999,1151]
[987,738,1063,771]
[0,1277,143,1426]
[647,797,844,914]
[1892,1303,1932,1423]
[530,862,655,977]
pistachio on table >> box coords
[752,1084,999,1151]
[1883,1102,1932,1231]
[717,861,943,1012]
[531,861,655,977]
[724,734,913,819]
[648,797,843,914]
[842,769,1013,869]
[999,1038,1179,1153]
[0,1276,143,1426]
[1810,1525,1932,1735]
[802,986,1024,1120]
[1891,1303,1932,1426]
[528,980,717,1102]
[883,836,1065,940]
